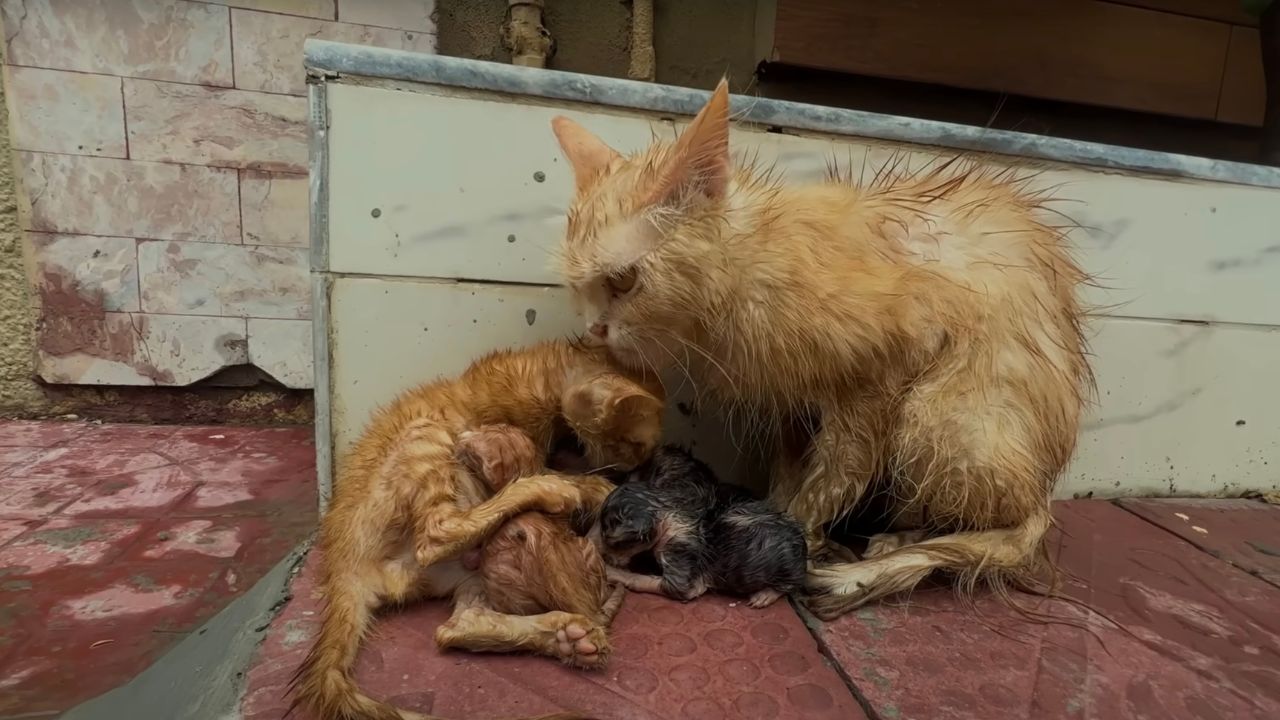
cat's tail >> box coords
[287,578,596,720]
[288,578,421,720]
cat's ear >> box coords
[647,78,731,206]
[552,116,621,193]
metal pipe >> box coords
[627,0,655,82]
[503,0,554,69]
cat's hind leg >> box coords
[435,576,610,668]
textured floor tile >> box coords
[0,478,86,518]
[0,518,38,546]
[814,500,1280,720]
[240,171,308,247]
[0,446,44,469]
[1,65,126,157]
[0,0,232,85]
[65,423,180,451]
[0,518,146,575]
[59,465,198,517]
[138,240,309,319]
[1119,497,1280,588]
[13,446,171,481]
[0,420,88,447]
[231,8,435,94]
[125,79,307,171]
[30,233,140,312]
[18,153,240,242]
[242,548,864,720]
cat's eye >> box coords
[607,268,638,296]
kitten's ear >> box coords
[647,78,731,206]
[606,388,664,426]
[552,116,621,193]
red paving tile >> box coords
[814,500,1280,720]
[241,548,865,720]
[0,420,316,718]
[1117,497,1280,588]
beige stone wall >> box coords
[0,0,437,394]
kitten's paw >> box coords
[810,539,860,564]
[746,588,785,608]
[547,614,610,669]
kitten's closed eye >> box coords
[607,267,638,296]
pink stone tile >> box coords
[339,0,436,33]
[1,66,126,157]
[138,241,309,319]
[59,465,198,517]
[0,519,38,546]
[0,478,86,518]
[13,447,171,481]
[37,312,249,387]
[0,518,145,574]
[248,319,313,388]
[43,558,229,631]
[162,426,264,463]
[231,8,436,95]
[18,153,240,242]
[204,0,334,19]
[0,420,88,447]
[124,80,307,172]
[0,0,232,86]
[0,446,44,469]
[30,233,140,312]
[65,423,179,451]
[240,171,308,246]
[130,518,245,560]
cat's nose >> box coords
[588,322,608,339]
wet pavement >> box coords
[2,419,1278,719]
[0,420,315,718]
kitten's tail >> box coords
[288,579,594,720]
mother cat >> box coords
[549,81,1091,619]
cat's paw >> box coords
[547,613,610,669]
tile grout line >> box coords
[788,598,883,720]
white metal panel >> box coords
[318,78,1280,499]
[326,85,673,283]
[1062,318,1280,498]
[327,277,768,491]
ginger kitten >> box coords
[550,81,1091,619]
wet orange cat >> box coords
[291,340,663,720]
[551,81,1091,619]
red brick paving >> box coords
[0,420,315,718]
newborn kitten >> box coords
[595,445,807,608]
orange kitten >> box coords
[550,81,1091,619]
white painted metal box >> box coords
[306,41,1280,509]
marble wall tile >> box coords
[201,0,333,19]
[36,312,247,386]
[240,171,308,247]
[338,0,435,32]
[1,0,232,86]
[247,318,312,388]
[18,153,241,242]
[29,233,139,313]
[231,8,436,95]
[137,241,310,319]
[2,66,125,157]
[124,80,307,172]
